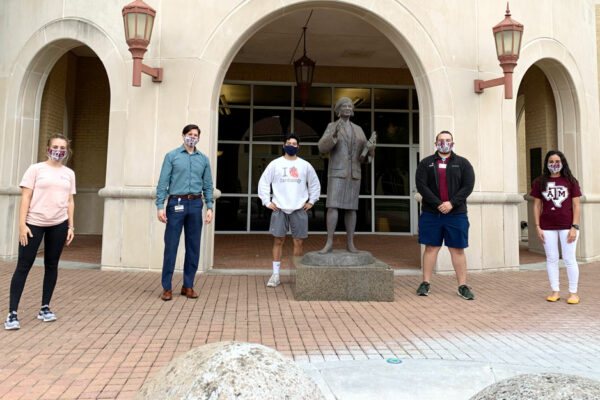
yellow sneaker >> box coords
[566,296,579,304]
[546,295,560,302]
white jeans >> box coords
[542,229,579,293]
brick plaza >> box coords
[0,235,598,399]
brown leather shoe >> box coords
[161,289,172,301]
[181,287,198,299]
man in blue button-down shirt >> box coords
[156,124,214,301]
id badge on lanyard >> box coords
[174,198,184,212]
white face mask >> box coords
[184,135,199,148]
[435,141,453,154]
[548,162,562,174]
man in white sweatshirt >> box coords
[258,133,321,287]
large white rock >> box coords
[470,373,600,400]
[136,341,325,400]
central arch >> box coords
[189,0,453,270]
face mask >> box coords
[548,162,562,174]
[436,141,453,154]
[283,145,299,156]
[47,149,67,162]
[184,135,199,148]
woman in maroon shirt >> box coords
[530,151,581,304]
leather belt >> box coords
[171,194,203,200]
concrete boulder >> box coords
[470,373,600,400]
[136,341,325,400]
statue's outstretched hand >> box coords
[367,131,377,148]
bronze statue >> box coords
[318,97,376,253]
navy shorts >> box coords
[418,211,469,249]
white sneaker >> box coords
[5,312,20,330]
[267,273,280,287]
[37,306,57,322]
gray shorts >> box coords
[269,209,308,239]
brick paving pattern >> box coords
[214,234,422,269]
[47,233,546,270]
[1,258,599,399]
[39,235,102,265]
[518,244,547,264]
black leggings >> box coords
[9,220,68,312]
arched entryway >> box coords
[0,19,126,263]
[194,1,447,271]
[36,46,110,264]
[512,53,582,263]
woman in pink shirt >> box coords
[5,134,76,330]
[530,150,581,304]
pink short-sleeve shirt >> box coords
[20,162,76,227]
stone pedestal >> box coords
[293,250,394,301]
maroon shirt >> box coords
[530,176,581,230]
[437,159,449,202]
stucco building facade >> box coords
[1,0,600,273]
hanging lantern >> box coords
[294,27,316,108]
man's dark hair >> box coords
[182,124,201,135]
[285,133,300,145]
[436,130,453,141]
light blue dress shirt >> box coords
[156,145,214,210]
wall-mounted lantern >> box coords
[122,0,163,87]
[474,3,523,99]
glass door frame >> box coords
[216,80,420,235]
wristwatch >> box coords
[68,226,75,231]
[571,224,579,230]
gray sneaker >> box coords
[5,312,20,330]
[267,273,280,287]
[458,285,475,300]
[37,306,57,322]
[416,281,430,296]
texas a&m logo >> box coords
[542,182,569,208]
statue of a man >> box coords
[318,97,376,253]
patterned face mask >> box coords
[435,141,453,154]
[184,135,199,148]
[47,149,67,161]
[548,162,562,174]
